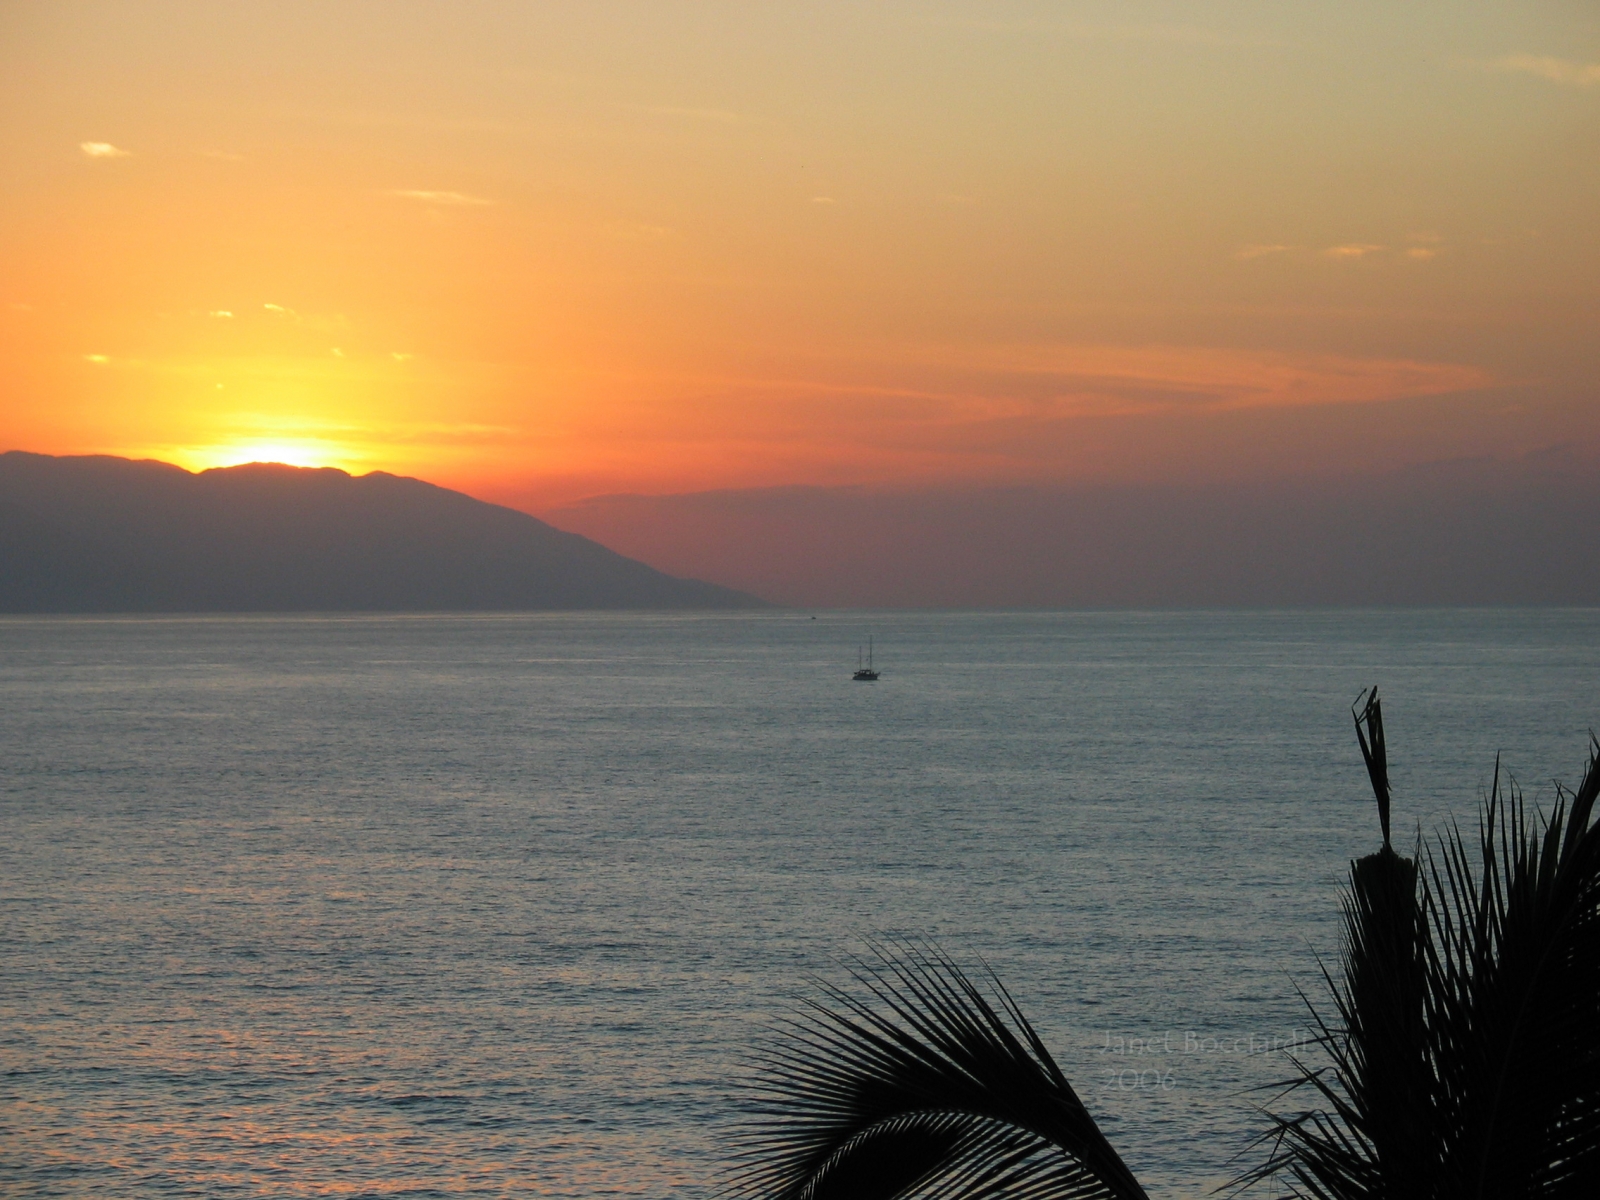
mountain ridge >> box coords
[542,448,1600,608]
[0,451,767,612]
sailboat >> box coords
[852,637,880,681]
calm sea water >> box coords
[3,609,1598,1198]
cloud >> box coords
[83,354,110,363]
[905,343,1494,418]
[80,142,130,159]
[931,18,1276,47]
[1324,243,1386,258]
[260,302,357,331]
[1092,23,1277,47]
[660,344,1496,442]
[604,221,677,241]
[209,310,234,318]
[388,189,494,206]
[1237,244,1292,259]
[1491,55,1600,87]
[1406,248,1437,261]
[636,105,750,124]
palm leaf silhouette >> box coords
[727,697,1600,1199]
[723,941,1148,1200]
[1242,696,1600,1198]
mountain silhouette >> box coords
[0,452,766,612]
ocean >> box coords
[3,609,1597,1198]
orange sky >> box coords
[3,1,1597,513]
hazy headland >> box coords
[0,451,765,612]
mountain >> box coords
[0,452,767,612]
[544,448,1600,608]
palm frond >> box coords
[1415,743,1600,1196]
[722,941,1148,1200]
[725,698,1600,1200]
[1242,736,1600,1199]
[1352,687,1392,850]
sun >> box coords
[208,441,334,469]
[166,437,367,473]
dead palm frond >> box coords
[1242,692,1600,1199]
[726,696,1600,1200]
[1233,688,1430,1196]
[722,941,1148,1200]
[1352,688,1393,851]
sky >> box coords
[2,1,1597,600]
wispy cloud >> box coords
[1075,22,1275,47]
[1324,243,1386,258]
[255,304,350,333]
[1490,54,1600,87]
[635,104,751,125]
[80,141,130,159]
[604,222,677,241]
[810,196,837,205]
[662,344,1495,434]
[209,310,234,318]
[1405,248,1437,261]
[930,18,1277,48]
[926,343,1492,417]
[279,107,514,134]
[83,354,110,364]
[388,189,494,206]
[1237,244,1292,259]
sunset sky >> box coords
[3,2,1597,550]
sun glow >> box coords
[5,1,1598,549]
[174,439,365,473]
